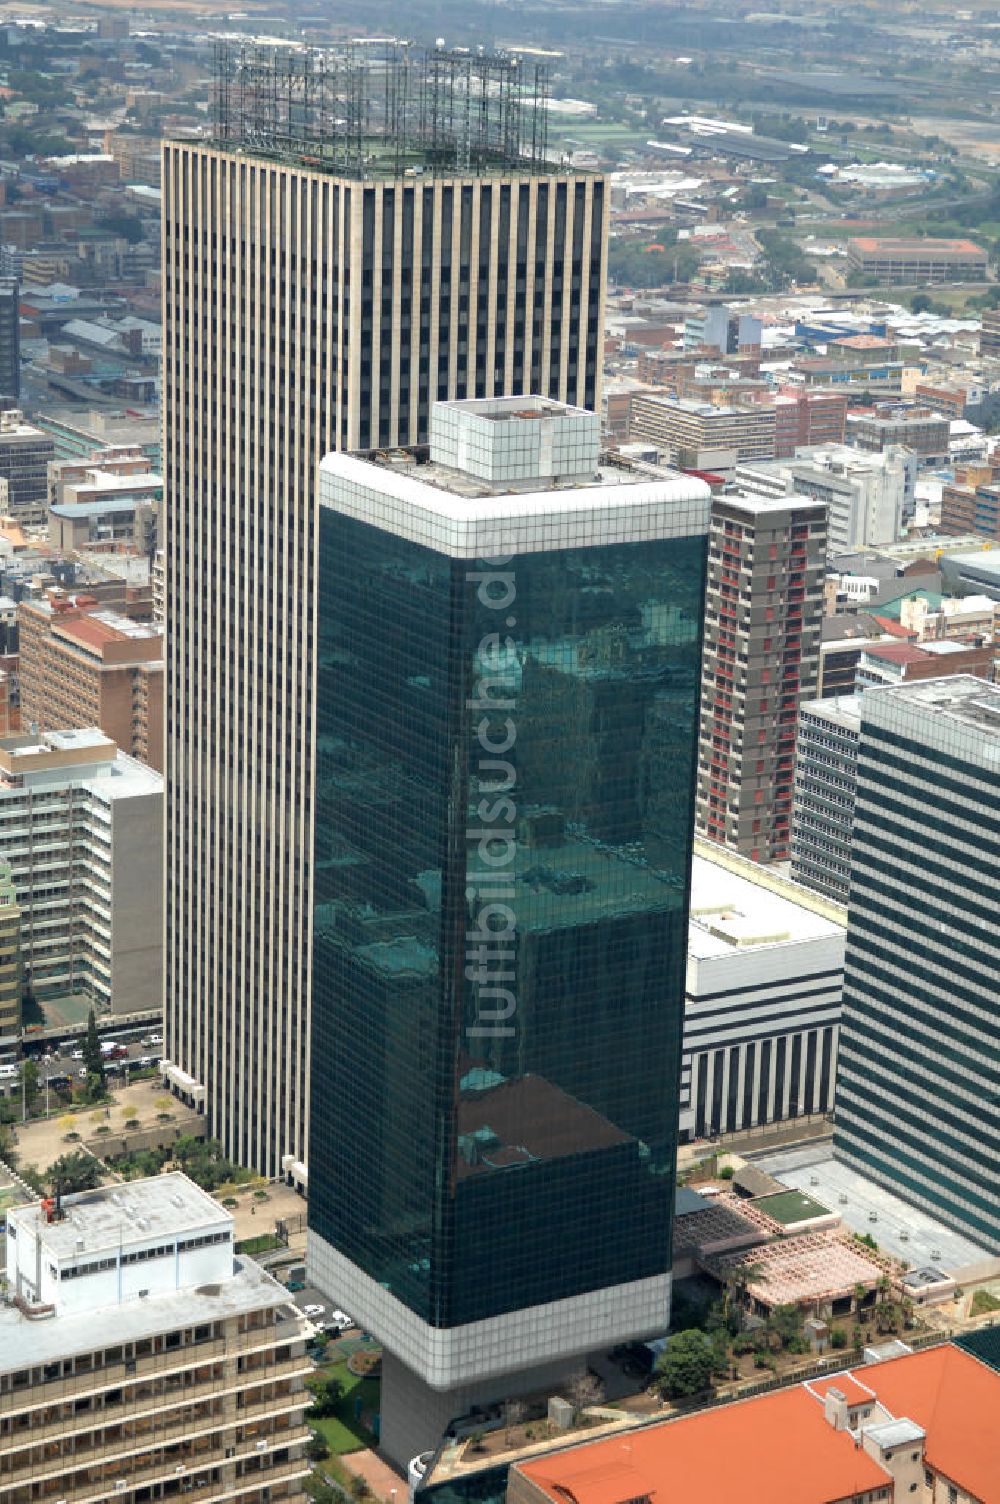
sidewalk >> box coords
[339,1449,406,1501]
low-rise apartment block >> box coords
[0,410,55,527]
[0,728,162,1015]
[847,235,988,284]
[1,1173,311,1504]
[855,638,995,692]
[769,389,848,456]
[629,392,776,470]
[19,593,163,771]
[940,471,1000,541]
[845,408,951,462]
[47,446,162,555]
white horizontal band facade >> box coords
[319,452,711,558]
[307,1230,670,1391]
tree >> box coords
[307,1376,343,1418]
[96,213,145,245]
[767,1303,803,1351]
[82,1010,105,1092]
[566,1370,605,1417]
[48,1150,101,1195]
[304,1434,329,1462]
[21,1059,39,1112]
[655,1329,717,1399]
[304,1477,338,1504]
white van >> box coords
[0,1064,19,1081]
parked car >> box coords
[142,1033,163,1047]
[70,1049,84,1061]
[302,1304,325,1319]
[325,1311,353,1333]
[286,1280,305,1293]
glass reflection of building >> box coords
[308,398,710,1463]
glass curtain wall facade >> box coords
[834,678,1000,1253]
[310,494,706,1335]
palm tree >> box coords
[723,1261,766,1333]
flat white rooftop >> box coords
[688,852,844,961]
[0,1257,291,1374]
[11,1173,224,1259]
[801,695,862,730]
[870,675,1000,740]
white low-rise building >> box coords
[681,841,846,1142]
[736,444,909,554]
[2,1174,312,1504]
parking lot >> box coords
[284,1281,359,1336]
[21,1023,164,1095]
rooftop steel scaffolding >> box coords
[211,38,551,177]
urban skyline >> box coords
[0,9,995,1502]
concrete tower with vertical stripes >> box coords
[160,42,607,1178]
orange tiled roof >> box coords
[847,1347,1000,1504]
[807,1373,877,1407]
[519,1346,1000,1504]
[521,1385,889,1504]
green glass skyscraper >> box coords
[307,398,710,1463]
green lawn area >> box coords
[308,1355,380,1455]
[754,1189,831,1225]
[235,1232,283,1255]
[970,1288,1000,1317]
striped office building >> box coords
[834,676,1000,1253]
[681,841,846,1143]
[160,44,607,1178]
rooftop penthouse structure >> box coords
[1,1174,312,1504]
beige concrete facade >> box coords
[161,141,607,1178]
